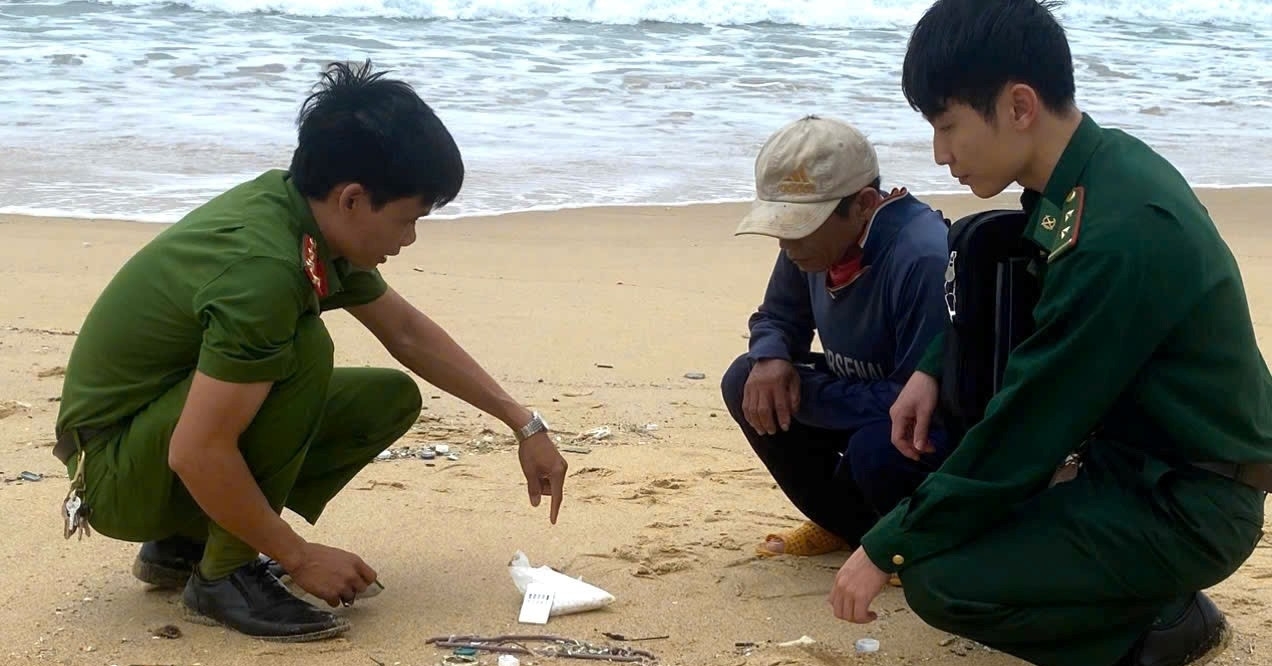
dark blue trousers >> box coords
[721,353,954,544]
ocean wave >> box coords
[84,0,1272,27]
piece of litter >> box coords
[583,426,611,440]
[778,635,816,647]
[454,647,478,656]
[562,390,593,398]
[446,453,459,461]
[375,450,392,461]
[603,632,669,642]
[435,444,450,455]
[855,638,880,653]
[151,624,182,640]
[19,471,42,482]
[508,551,615,617]
[562,447,591,454]
[639,423,659,432]
[497,655,521,666]
[420,449,436,460]
[517,582,555,625]
[683,372,706,380]
[595,363,614,369]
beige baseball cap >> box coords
[735,115,879,239]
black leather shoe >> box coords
[1119,592,1231,666]
[181,559,350,642]
[132,536,206,588]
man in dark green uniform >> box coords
[826,2,1272,665]
[54,60,569,642]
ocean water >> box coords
[1,0,1270,222]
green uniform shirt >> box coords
[862,114,1272,573]
[56,170,388,436]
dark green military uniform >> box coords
[55,170,423,579]
[859,114,1271,665]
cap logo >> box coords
[777,165,817,194]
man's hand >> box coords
[889,370,939,461]
[518,431,567,524]
[284,542,378,608]
[743,358,801,435]
[829,546,890,623]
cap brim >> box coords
[734,199,839,239]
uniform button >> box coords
[892,554,905,566]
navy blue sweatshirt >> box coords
[747,192,950,432]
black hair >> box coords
[901,0,1076,121]
[288,59,464,210]
[834,176,882,217]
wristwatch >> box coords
[514,411,550,443]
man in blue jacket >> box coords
[721,115,954,558]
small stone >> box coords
[375,450,392,461]
[684,372,706,380]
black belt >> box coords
[52,426,110,465]
[1190,461,1272,494]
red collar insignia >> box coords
[301,235,329,298]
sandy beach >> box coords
[1,188,1269,666]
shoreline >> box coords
[3,184,1270,229]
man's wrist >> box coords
[273,530,309,573]
[514,411,550,444]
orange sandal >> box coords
[755,521,848,557]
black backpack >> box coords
[937,209,1042,438]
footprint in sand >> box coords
[570,466,615,479]
[607,537,701,578]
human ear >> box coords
[339,183,367,212]
[1006,83,1039,129]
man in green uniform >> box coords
[54,60,569,642]
[826,2,1272,665]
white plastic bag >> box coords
[508,551,615,616]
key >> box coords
[63,494,82,539]
[76,504,93,540]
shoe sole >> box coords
[131,556,193,589]
[181,605,352,643]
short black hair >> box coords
[288,59,464,210]
[834,176,882,217]
[902,0,1076,120]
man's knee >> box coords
[720,354,751,418]
[898,557,978,635]
[845,421,922,514]
[381,369,423,435]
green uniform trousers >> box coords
[70,315,423,578]
[897,440,1265,666]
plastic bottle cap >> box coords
[855,638,880,653]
